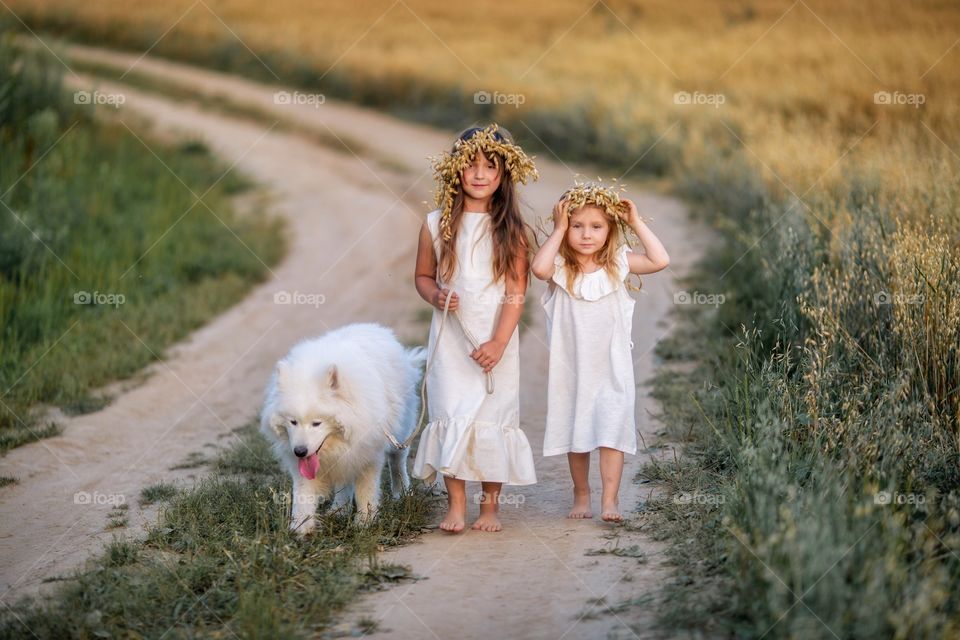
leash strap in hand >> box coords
[385,291,495,450]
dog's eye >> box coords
[312,420,322,427]
[289,419,298,426]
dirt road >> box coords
[0,42,710,639]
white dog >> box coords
[260,323,425,536]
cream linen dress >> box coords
[541,244,638,456]
[412,210,537,485]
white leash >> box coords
[384,292,494,450]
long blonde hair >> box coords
[558,204,623,294]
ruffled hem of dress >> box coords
[412,416,537,486]
[549,246,631,301]
[542,440,638,457]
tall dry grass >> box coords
[8,1,959,181]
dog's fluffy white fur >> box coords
[260,323,425,535]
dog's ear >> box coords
[276,360,289,389]
[269,412,287,436]
[325,364,340,391]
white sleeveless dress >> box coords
[540,245,638,456]
[412,210,537,486]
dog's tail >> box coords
[406,345,427,371]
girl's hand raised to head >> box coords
[621,198,643,227]
[552,199,570,233]
[471,339,506,373]
[433,288,459,311]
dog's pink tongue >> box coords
[298,453,319,480]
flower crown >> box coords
[547,178,646,292]
[429,124,539,241]
[558,178,639,246]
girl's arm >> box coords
[622,199,670,274]
[414,221,459,310]
[531,199,569,281]
[471,250,528,373]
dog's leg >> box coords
[353,461,383,525]
[290,476,330,536]
[387,447,411,499]
[329,483,355,514]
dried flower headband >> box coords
[429,124,539,241]
[544,178,646,292]
[557,179,642,247]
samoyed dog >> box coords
[260,323,426,536]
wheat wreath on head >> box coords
[428,123,539,241]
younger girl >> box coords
[532,183,670,522]
[412,124,539,533]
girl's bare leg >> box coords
[472,482,503,531]
[440,475,466,533]
[567,452,593,518]
[599,447,624,521]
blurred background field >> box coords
[0,33,286,452]
[7,0,958,194]
[3,1,960,637]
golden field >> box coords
[9,0,959,206]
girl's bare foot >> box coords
[600,498,622,522]
[599,448,625,522]
[471,511,502,532]
[568,489,593,519]
[440,477,466,533]
[566,452,592,518]
[472,482,503,531]
[440,505,466,532]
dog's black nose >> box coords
[293,445,308,458]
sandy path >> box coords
[0,43,711,638]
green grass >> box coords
[139,481,179,506]
[640,171,960,637]
[169,451,211,471]
[0,28,287,451]
[0,422,434,639]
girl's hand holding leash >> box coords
[471,339,506,374]
[431,285,501,373]
[433,288,459,311]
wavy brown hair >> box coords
[558,204,623,293]
[436,126,533,285]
